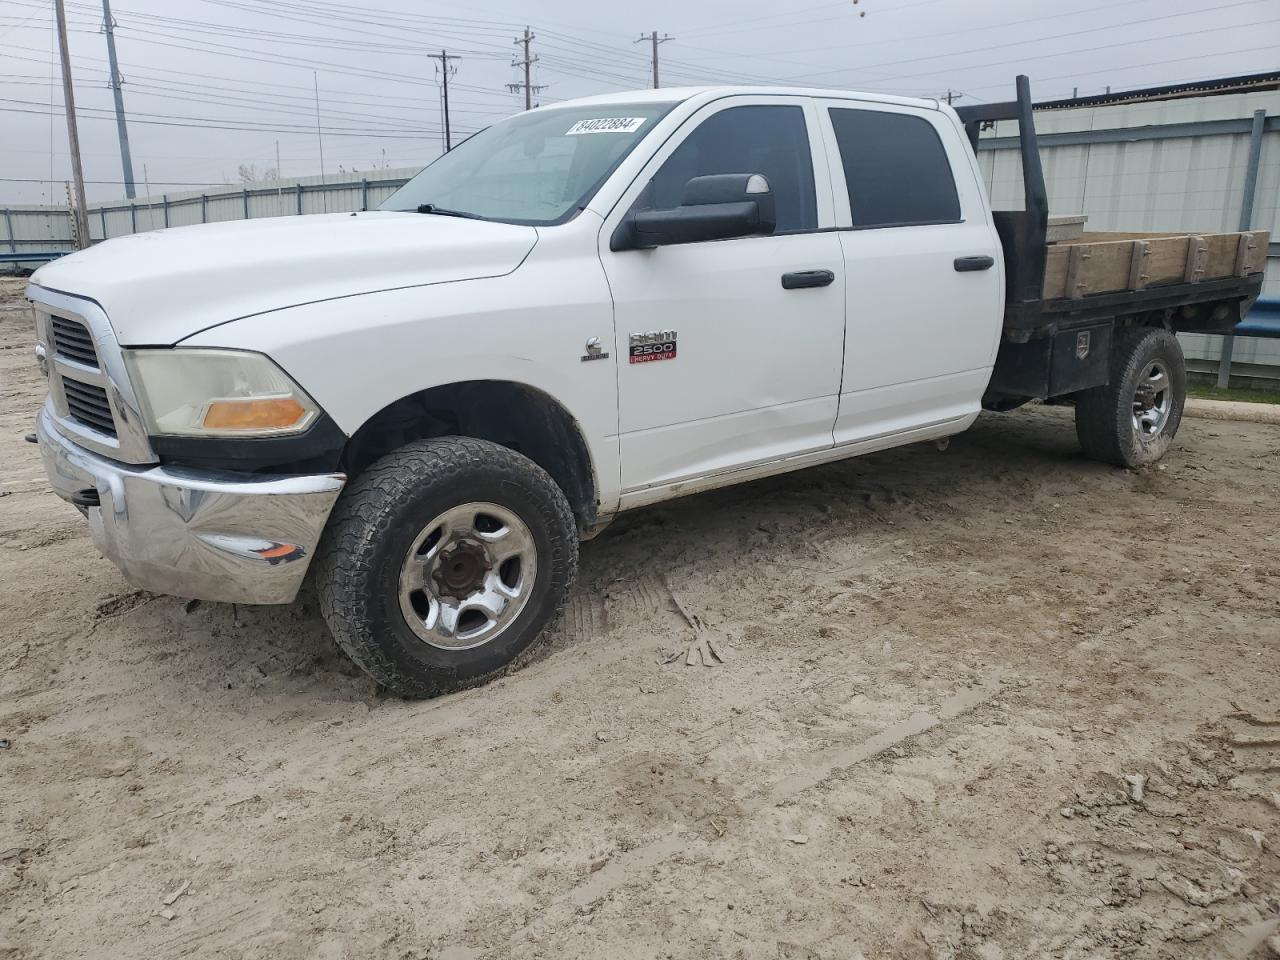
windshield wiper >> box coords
[415,203,482,219]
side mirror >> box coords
[610,173,777,251]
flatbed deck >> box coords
[958,77,1269,404]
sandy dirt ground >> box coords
[1,274,1279,960]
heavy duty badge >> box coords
[628,329,677,364]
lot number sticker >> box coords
[566,117,646,135]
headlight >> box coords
[124,348,320,437]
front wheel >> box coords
[315,437,578,698]
[1074,326,1186,468]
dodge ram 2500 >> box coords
[29,77,1267,696]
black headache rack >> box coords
[956,76,1264,343]
[956,75,1050,338]
[960,76,1266,403]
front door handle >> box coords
[781,269,836,290]
[954,255,995,272]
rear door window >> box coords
[828,108,960,228]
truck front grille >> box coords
[50,315,99,367]
[46,312,120,439]
[32,290,153,462]
[61,378,117,437]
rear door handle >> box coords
[954,255,995,272]
[781,269,835,290]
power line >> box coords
[533,29,787,88]
[677,1,846,39]
[0,98,462,139]
[22,0,1258,104]
[26,3,448,56]
[961,44,1279,96]
[105,11,508,60]
[1,176,230,185]
[768,0,1274,85]
[677,0,936,40]
[865,17,1280,89]
[1,47,518,117]
[534,57,645,90]
[44,0,519,55]
[0,76,463,135]
[676,0,1201,62]
[537,28,655,67]
[6,0,1269,92]
[42,23,528,107]
[192,0,668,52]
[193,0,519,41]
[0,5,47,40]
[0,9,522,101]
[2,141,422,163]
[0,73,474,131]
[191,0,632,57]
[2,0,1270,206]
[123,82,458,129]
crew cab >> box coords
[28,78,1268,697]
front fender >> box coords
[182,262,621,514]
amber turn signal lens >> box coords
[202,396,308,431]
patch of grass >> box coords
[1188,383,1280,405]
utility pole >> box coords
[100,0,135,199]
[635,31,673,89]
[508,27,545,110]
[427,49,460,151]
[313,72,327,212]
[54,0,90,248]
[143,162,156,228]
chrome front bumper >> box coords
[36,404,346,605]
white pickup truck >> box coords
[29,77,1267,696]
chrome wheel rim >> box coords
[398,502,537,650]
[1132,360,1172,439]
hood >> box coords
[30,211,538,345]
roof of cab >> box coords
[535,85,942,112]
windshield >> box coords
[380,103,675,225]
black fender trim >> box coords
[150,413,347,475]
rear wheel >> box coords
[1075,326,1186,468]
[315,437,577,698]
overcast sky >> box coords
[1,0,1276,204]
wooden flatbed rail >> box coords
[1045,230,1269,300]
